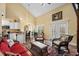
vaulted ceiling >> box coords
[22,3,66,17]
[6,3,66,20]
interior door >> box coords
[52,20,61,38]
[52,20,68,39]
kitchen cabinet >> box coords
[10,22,20,29]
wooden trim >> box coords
[72,4,77,13]
[72,3,79,53]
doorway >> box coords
[52,20,68,39]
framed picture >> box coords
[52,11,62,21]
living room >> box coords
[0,3,78,56]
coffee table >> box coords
[31,41,48,56]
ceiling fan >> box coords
[27,3,52,7]
[41,3,51,6]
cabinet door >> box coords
[10,22,19,29]
[14,22,19,29]
[10,23,15,29]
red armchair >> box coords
[0,39,32,56]
[10,42,32,56]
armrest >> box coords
[52,38,61,41]
[5,52,20,56]
[59,41,68,46]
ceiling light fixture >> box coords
[41,3,51,6]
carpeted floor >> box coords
[47,45,77,56]
[24,39,77,56]
[30,45,77,56]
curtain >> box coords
[52,20,68,39]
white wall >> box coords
[2,20,10,26]
[2,19,20,29]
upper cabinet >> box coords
[2,19,20,29]
[10,22,20,29]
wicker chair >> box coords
[58,35,73,54]
[52,35,73,55]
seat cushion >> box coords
[53,40,61,45]
[11,42,32,56]
[11,42,28,54]
[60,35,69,41]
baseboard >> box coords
[69,42,77,48]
